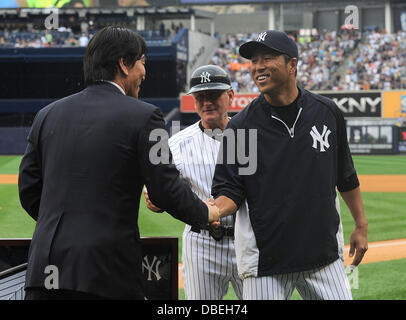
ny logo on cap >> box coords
[200,71,211,83]
[257,32,267,42]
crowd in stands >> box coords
[210,30,362,92]
[0,25,172,48]
[340,31,406,90]
[211,29,406,92]
[0,27,93,48]
[1,25,405,91]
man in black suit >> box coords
[18,26,219,300]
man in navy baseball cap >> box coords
[211,28,368,301]
[239,30,298,60]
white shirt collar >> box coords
[105,80,126,95]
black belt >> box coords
[191,225,234,241]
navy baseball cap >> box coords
[239,30,298,60]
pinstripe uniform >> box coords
[243,258,352,300]
[169,121,243,300]
[239,195,351,300]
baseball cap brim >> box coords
[239,41,285,59]
[187,83,231,95]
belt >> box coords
[191,225,234,241]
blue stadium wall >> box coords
[0,45,184,154]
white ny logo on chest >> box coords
[310,125,331,152]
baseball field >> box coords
[0,155,405,300]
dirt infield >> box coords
[344,238,406,265]
[358,175,406,192]
[0,174,18,184]
[2,174,406,190]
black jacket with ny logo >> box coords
[212,88,359,276]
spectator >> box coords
[79,33,89,47]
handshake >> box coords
[143,187,221,225]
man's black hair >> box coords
[83,26,147,86]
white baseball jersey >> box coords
[169,121,243,300]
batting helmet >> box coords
[187,65,232,94]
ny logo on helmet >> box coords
[310,125,331,152]
[257,32,267,42]
[200,71,211,83]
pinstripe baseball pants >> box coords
[182,229,243,300]
[243,258,352,300]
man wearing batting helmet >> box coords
[145,65,243,300]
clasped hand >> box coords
[143,187,220,226]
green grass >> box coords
[352,155,406,175]
[3,189,404,248]
[138,197,185,259]
[180,258,406,300]
[351,258,406,300]
[3,155,405,176]
[0,185,36,238]
[289,258,406,300]
[0,156,22,174]
[1,155,406,257]
[1,155,406,300]
[340,192,406,243]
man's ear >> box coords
[290,58,298,75]
[118,58,129,76]
[227,89,235,106]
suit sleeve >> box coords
[137,108,209,229]
[18,113,44,221]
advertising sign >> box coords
[181,91,382,117]
[347,125,399,154]
[320,91,382,117]
[181,93,258,113]
[382,91,406,118]
[398,127,406,153]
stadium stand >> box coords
[210,29,406,92]
[0,27,172,48]
[339,30,406,91]
[1,25,405,95]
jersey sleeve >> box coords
[335,106,360,192]
[168,135,184,175]
[211,121,246,208]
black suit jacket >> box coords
[18,83,208,299]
